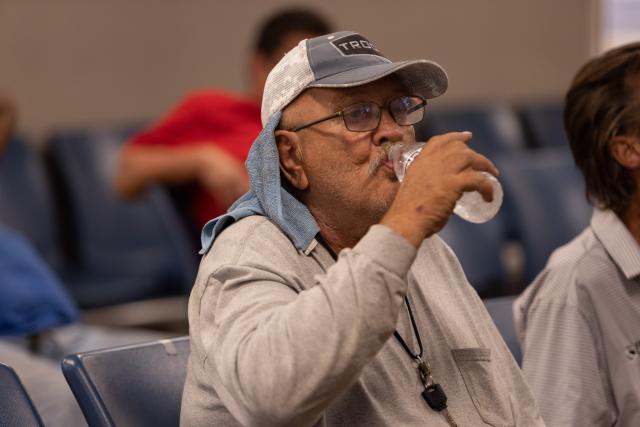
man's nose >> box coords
[372,109,405,146]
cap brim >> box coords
[308,59,448,99]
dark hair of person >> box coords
[564,42,640,215]
[254,8,332,57]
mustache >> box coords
[368,142,394,176]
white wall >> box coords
[0,0,595,137]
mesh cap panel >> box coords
[261,40,315,125]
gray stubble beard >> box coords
[367,141,395,177]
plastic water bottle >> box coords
[388,142,503,224]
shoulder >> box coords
[516,226,611,315]
[545,227,611,296]
[181,89,258,111]
[200,216,301,275]
[0,228,78,333]
[0,228,61,285]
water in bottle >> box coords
[388,142,503,224]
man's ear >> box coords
[611,135,640,169]
[275,130,309,190]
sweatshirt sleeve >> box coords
[197,224,416,426]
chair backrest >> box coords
[517,101,567,148]
[497,147,591,283]
[0,363,45,427]
[0,136,63,269]
[415,103,526,158]
[62,336,190,427]
[46,127,197,308]
[483,296,521,364]
[439,213,507,298]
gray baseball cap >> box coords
[261,30,448,125]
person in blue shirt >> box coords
[0,203,168,427]
[0,98,166,426]
[0,225,86,426]
[0,226,79,336]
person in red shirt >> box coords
[115,9,331,229]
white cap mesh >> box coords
[261,39,315,126]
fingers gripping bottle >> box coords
[388,142,503,224]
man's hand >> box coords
[196,145,250,209]
[381,131,499,248]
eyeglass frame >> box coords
[285,95,427,133]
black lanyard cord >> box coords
[318,237,456,424]
[393,295,457,425]
[393,295,424,361]
[316,232,423,361]
[315,233,424,361]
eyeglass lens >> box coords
[342,96,425,132]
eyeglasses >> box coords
[287,95,427,132]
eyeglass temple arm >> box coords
[406,99,427,115]
[290,112,343,132]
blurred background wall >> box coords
[0,0,598,138]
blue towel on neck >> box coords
[200,111,320,254]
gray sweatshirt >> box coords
[181,216,544,426]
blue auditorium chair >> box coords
[517,100,567,148]
[496,147,591,283]
[46,127,197,308]
[439,213,507,298]
[414,103,526,157]
[483,296,521,364]
[62,336,190,427]
[0,136,65,270]
[0,363,45,427]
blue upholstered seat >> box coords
[496,147,591,283]
[62,336,190,427]
[46,127,197,308]
[0,362,45,427]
